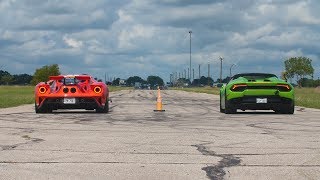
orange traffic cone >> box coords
[154,87,165,112]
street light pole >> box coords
[198,64,201,79]
[208,63,210,86]
[229,64,236,79]
[189,31,192,82]
[219,56,223,83]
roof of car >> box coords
[49,75,92,80]
[232,73,277,79]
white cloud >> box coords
[0,0,319,81]
[118,24,155,49]
[286,1,320,25]
[63,36,83,48]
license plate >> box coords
[256,98,267,103]
[63,98,76,104]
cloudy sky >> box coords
[1,0,319,82]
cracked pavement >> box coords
[0,90,320,180]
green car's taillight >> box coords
[231,84,247,92]
[276,84,291,92]
[230,84,292,92]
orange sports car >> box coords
[35,74,109,113]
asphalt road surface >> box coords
[0,90,320,180]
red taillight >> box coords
[231,84,247,91]
[94,86,102,93]
[38,87,47,94]
[276,84,291,91]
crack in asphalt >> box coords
[0,136,44,151]
[192,144,241,180]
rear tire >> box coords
[281,102,295,114]
[225,98,237,114]
[96,99,109,113]
[35,102,51,113]
[220,95,225,113]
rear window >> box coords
[63,78,84,85]
[233,74,277,80]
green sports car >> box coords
[220,73,294,114]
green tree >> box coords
[147,76,164,88]
[126,76,145,86]
[0,70,11,85]
[31,64,60,85]
[284,57,314,87]
[176,78,191,87]
[1,75,13,85]
[198,76,213,85]
[112,78,120,86]
[13,74,33,85]
[281,71,288,81]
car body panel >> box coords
[35,75,109,113]
[220,73,294,114]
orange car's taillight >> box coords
[38,87,47,94]
[231,84,247,91]
[276,84,291,91]
[94,86,102,94]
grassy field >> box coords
[294,88,320,109]
[172,86,320,109]
[0,86,34,108]
[0,85,132,108]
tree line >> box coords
[0,70,33,85]
[111,75,164,88]
[1,57,318,88]
[1,64,165,88]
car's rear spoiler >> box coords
[49,75,91,81]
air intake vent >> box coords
[63,88,69,93]
[71,88,76,93]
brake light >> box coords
[277,84,291,91]
[94,86,102,93]
[231,84,247,91]
[38,87,47,94]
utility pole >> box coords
[229,64,236,79]
[188,68,190,80]
[219,56,223,83]
[208,63,210,86]
[192,68,194,81]
[199,64,201,79]
[189,31,192,81]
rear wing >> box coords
[49,75,91,81]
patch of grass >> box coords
[0,85,132,108]
[0,86,34,108]
[172,86,320,109]
[109,86,132,92]
[294,88,320,109]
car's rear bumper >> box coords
[40,97,103,110]
[229,96,294,110]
